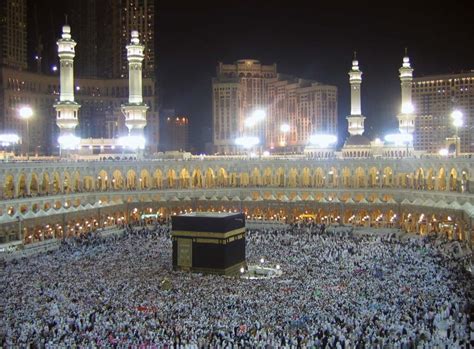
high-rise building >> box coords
[65,0,159,150]
[70,0,155,80]
[116,0,155,79]
[266,77,337,151]
[212,59,277,153]
[0,2,159,154]
[0,66,158,155]
[97,0,120,79]
[0,0,27,70]
[0,67,56,155]
[70,0,98,78]
[161,115,189,151]
[412,72,474,153]
[212,59,337,153]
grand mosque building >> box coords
[0,24,473,249]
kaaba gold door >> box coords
[177,238,192,268]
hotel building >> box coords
[212,59,337,154]
[412,72,474,154]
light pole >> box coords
[451,110,463,157]
[19,106,33,160]
[244,109,266,153]
[280,123,290,152]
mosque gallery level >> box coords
[0,157,473,245]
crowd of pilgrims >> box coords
[2,221,473,348]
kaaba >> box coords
[171,212,246,275]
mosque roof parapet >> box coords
[344,135,371,147]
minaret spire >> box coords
[54,23,81,152]
[121,30,148,151]
[346,52,365,136]
[397,49,416,134]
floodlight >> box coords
[58,135,81,150]
[252,109,266,122]
[280,124,290,133]
[235,136,259,149]
[452,118,463,128]
[438,148,449,156]
[309,134,337,147]
[118,135,146,150]
[19,106,33,120]
[244,117,257,128]
[384,133,413,145]
[451,110,463,121]
[0,134,20,145]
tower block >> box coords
[346,53,366,136]
[121,30,148,149]
[54,25,80,147]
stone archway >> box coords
[112,170,124,190]
[179,168,190,188]
[191,169,202,188]
[126,169,137,190]
[17,173,28,197]
[217,168,228,187]
[140,169,152,189]
[4,174,15,199]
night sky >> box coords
[29,1,474,151]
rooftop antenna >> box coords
[65,14,68,25]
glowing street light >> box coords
[244,110,266,129]
[252,109,266,122]
[438,148,449,157]
[19,106,33,160]
[280,124,290,133]
[279,124,291,148]
[244,117,257,128]
[451,110,463,124]
[19,106,33,120]
[451,110,463,156]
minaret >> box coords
[397,49,416,134]
[121,30,148,148]
[54,24,80,146]
[346,52,365,135]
